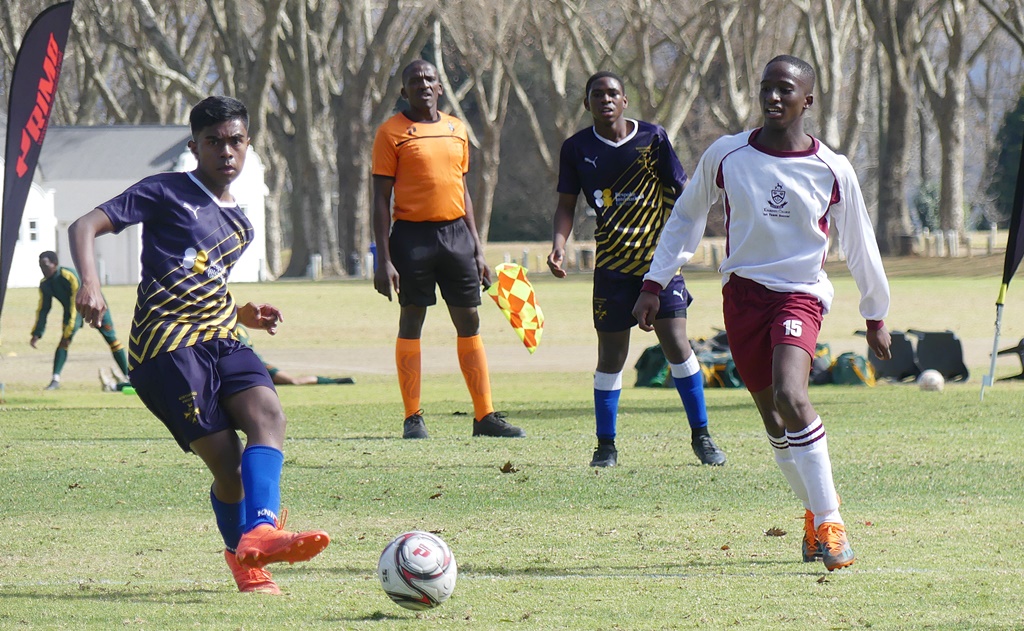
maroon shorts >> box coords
[722,274,823,393]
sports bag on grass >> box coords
[830,351,875,386]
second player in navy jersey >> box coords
[69,96,329,595]
[547,71,726,467]
[556,114,685,276]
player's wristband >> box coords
[866,319,884,331]
[640,280,663,295]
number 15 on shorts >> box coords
[783,319,803,337]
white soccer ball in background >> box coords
[378,531,457,610]
[917,369,945,392]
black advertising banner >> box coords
[1000,132,1024,294]
[0,1,74,320]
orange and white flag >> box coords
[486,263,544,354]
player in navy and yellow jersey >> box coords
[68,96,328,595]
[372,59,524,440]
[548,71,725,468]
[30,251,131,390]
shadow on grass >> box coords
[0,585,222,604]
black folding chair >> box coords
[996,338,1024,381]
[908,329,969,383]
[866,330,920,382]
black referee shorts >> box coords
[390,218,482,308]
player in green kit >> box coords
[31,251,131,390]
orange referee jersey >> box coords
[372,111,469,223]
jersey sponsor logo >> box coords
[592,188,644,209]
[183,247,226,281]
[584,156,598,168]
[183,202,201,219]
[764,183,791,218]
[448,120,455,132]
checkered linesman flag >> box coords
[486,263,544,354]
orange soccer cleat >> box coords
[224,549,280,594]
[801,509,822,562]
[235,509,330,569]
[816,522,856,571]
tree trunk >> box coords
[866,0,917,254]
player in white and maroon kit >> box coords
[634,55,892,571]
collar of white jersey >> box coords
[591,119,639,148]
[186,171,238,208]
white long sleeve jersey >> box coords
[645,129,889,318]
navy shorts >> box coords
[593,268,691,332]
[390,218,482,308]
[129,338,276,452]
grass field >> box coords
[1,253,1024,629]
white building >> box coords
[0,156,58,289]
[2,124,268,288]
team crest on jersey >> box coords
[769,183,788,209]
[636,145,657,177]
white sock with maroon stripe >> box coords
[787,417,843,528]
[768,433,810,509]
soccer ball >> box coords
[917,369,945,392]
[377,531,457,610]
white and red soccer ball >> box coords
[377,531,457,610]
[917,369,945,392]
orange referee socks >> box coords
[457,335,494,421]
[395,337,421,418]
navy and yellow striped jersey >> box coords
[99,172,253,370]
[32,266,81,339]
[557,120,687,276]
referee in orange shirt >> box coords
[371,59,525,440]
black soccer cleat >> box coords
[589,443,618,467]
[691,433,726,466]
[472,412,525,438]
[402,412,428,439]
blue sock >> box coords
[241,445,283,531]
[594,371,622,441]
[671,355,708,431]
[210,487,245,551]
